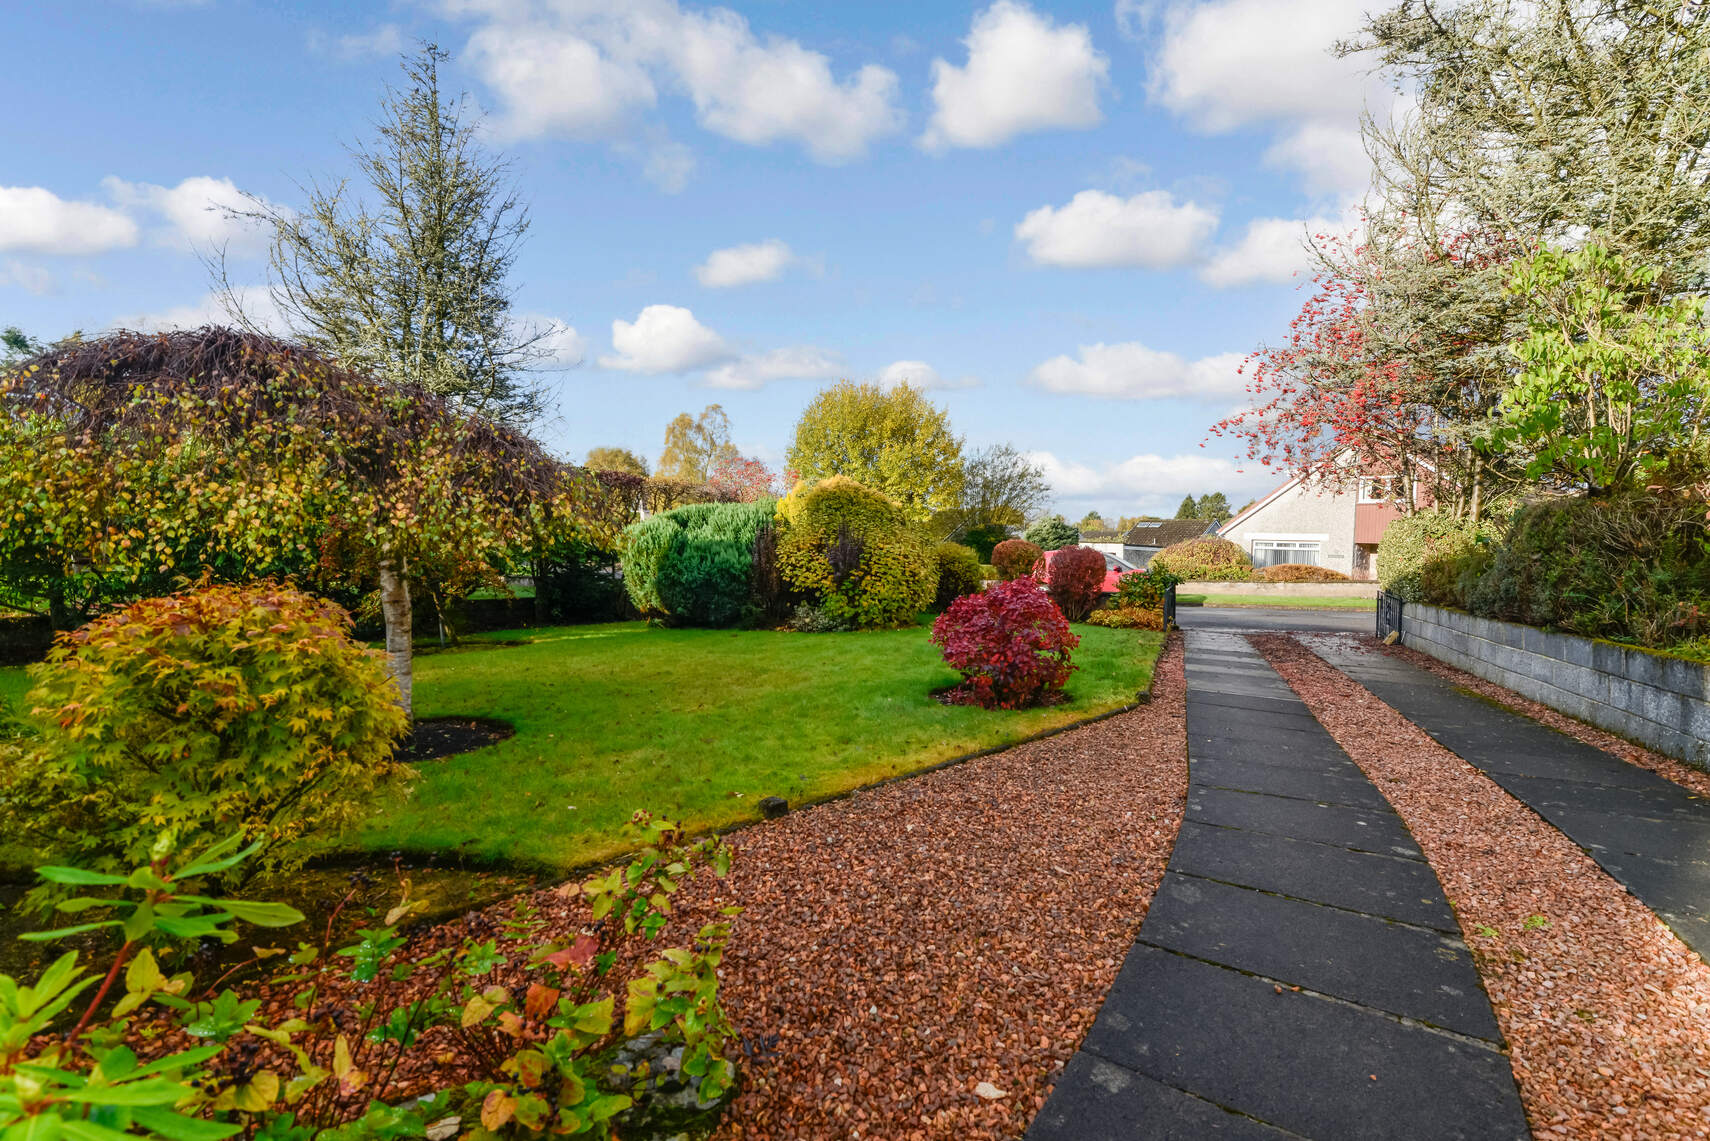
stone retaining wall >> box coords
[1404,602,1709,769]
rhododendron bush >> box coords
[930,579,1077,709]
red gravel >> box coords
[691,634,1189,1140]
[1373,639,1710,798]
[1256,634,1710,1141]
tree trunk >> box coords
[378,554,413,717]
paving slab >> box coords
[1081,947,1528,1141]
[1323,643,1710,960]
[1142,873,1498,1039]
[1035,632,1523,1138]
[1187,786,1422,859]
[1190,756,1390,810]
[1169,822,1457,932]
[1026,1052,1300,1140]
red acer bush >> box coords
[1044,545,1106,621]
[930,578,1078,709]
[991,539,1043,581]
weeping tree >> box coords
[226,44,549,425]
[0,328,589,714]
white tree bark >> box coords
[378,553,413,717]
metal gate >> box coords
[1376,590,1403,642]
[1163,583,1177,628]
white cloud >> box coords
[529,317,588,368]
[0,186,138,255]
[1028,341,1246,399]
[599,304,734,374]
[112,285,287,334]
[694,239,795,288]
[1015,189,1218,269]
[1142,0,1391,202]
[1,259,56,294]
[468,22,658,140]
[1147,0,1374,132]
[456,0,902,163]
[704,345,842,390]
[103,176,275,256]
[876,359,978,391]
[1263,121,1372,198]
[1200,217,1320,286]
[309,23,406,60]
[1027,449,1265,507]
[922,1,1107,151]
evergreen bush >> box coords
[775,476,936,629]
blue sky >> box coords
[1,0,1392,518]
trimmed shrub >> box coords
[1115,567,1180,611]
[1044,545,1107,622]
[621,499,776,626]
[991,539,1044,581]
[1454,493,1710,647]
[1377,510,1497,601]
[1024,515,1081,551]
[962,523,1010,563]
[1255,563,1351,583]
[775,476,936,629]
[934,542,985,611]
[1086,607,1166,630]
[1149,536,1252,582]
[931,579,1078,709]
[2,582,409,891]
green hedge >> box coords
[1377,511,1497,602]
[776,476,936,629]
[1419,494,1710,650]
[1149,536,1251,582]
[933,542,985,611]
[621,499,776,627]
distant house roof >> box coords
[1121,519,1219,548]
[1081,528,1121,542]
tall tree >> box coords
[1196,492,1233,523]
[1174,495,1199,520]
[657,405,736,482]
[1023,515,1080,552]
[937,443,1050,541]
[786,380,964,524]
[2,327,42,365]
[230,45,547,424]
[584,446,650,477]
[1078,511,1111,532]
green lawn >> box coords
[4,620,1162,875]
[1179,593,1376,611]
[0,666,30,715]
[353,620,1162,870]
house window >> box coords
[1251,540,1321,567]
[1358,477,1401,504]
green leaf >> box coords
[18,920,124,942]
[130,1108,243,1141]
[34,866,130,886]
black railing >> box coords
[1376,590,1404,642]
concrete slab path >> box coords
[1315,641,1710,960]
[1031,630,1527,1140]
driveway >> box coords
[1176,606,1375,635]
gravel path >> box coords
[696,636,1188,1141]
[1255,634,1710,1141]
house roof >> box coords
[1120,519,1219,548]
[1080,528,1121,542]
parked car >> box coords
[1042,547,1137,593]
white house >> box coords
[1081,519,1221,568]
[1219,461,1428,581]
